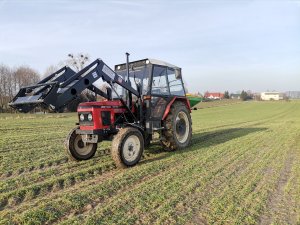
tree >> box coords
[14,66,40,89]
[240,90,248,101]
[63,53,90,72]
[0,64,40,112]
[61,53,96,112]
[0,64,12,112]
[40,53,94,112]
[283,94,290,101]
[224,91,230,99]
[43,65,59,78]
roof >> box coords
[147,58,180,70]
[204,92,224,97]
[114,58,180,71]
[204,93,224,98]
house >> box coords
[204,92,224,100]
[261,92,284,101]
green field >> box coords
[0,101,299,224]
[195,99,241,109]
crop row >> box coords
[0,150,113,194]
[0,146,164,214]
[1,102,299,224]
[0,160,116,211]
[0,140,112,175]
[63,118,293,224]
[0,148,110,180]
[63,126,274,224]
[0,122,266,224]
[0,156,171,224]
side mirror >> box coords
[175,68,182,79]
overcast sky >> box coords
[0,0,299,93]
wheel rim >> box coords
[123,135,141,162]
[74,135,94,155]
[175,111,190,143]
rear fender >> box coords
[162,97,191,120]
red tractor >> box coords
[9,54,192,168]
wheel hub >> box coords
[78,140,84,148]
[74,135,94,155]
[123,135,141,162]
[127,143,135,156]
[176,119,187,136]
[175,111,190,144]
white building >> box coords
[261,92,284,101]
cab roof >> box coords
[114,58,180,71]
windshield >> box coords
[113,65,150,99]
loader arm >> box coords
[9,59,139,113]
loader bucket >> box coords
[9,67,75,113]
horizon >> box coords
[0,0,299,93]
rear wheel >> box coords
[161,101,192,151]
[65,127,97,161]
[111,127,144,168]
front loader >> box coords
[9,54,193,168]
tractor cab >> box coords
[114,59,188,132]
[114,58,185,99]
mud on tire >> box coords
[65,127,97,161]
[161,101,192,151]
[111,127,144,168]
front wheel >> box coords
[65,127,97,161]
[111,127,144,168]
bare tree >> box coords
[0,64,12,112]
[13,66,40,94]
[0,64,40,112]
[43,65,59,79]
[60,53,96,112]
[63,53,90,72]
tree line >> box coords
[224,90,252,101]
[0,65,39,112]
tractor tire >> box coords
[65,127,97,161]
[161,101,192,151]
[111,127,144,168]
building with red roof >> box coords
[204,92,224,100]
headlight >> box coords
[88,113,93,121]
[79,114,84,121]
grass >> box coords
[0,101,299,224]
[194,99,241,109]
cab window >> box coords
[151,66,169,95]
[167,68,185,96]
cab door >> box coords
[145,65,186,132]
[146,65,171,131]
